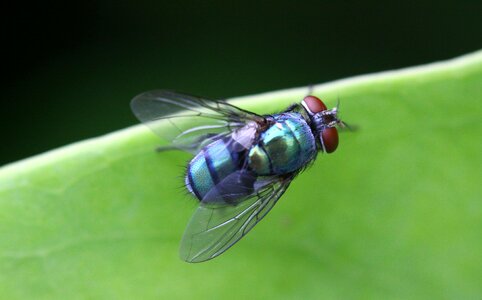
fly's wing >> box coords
[130,90,266,153]
[180,172,295,263]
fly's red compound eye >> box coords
[302,95,339,153]
[321,127,338,153]
[302,95,327,114]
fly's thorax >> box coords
[248,112,316,176]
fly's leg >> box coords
[306,84,314,96]
[155,146,180,152]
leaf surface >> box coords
[1,51,481,299]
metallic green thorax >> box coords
[248,112,316,175]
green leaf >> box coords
[1,51,481,299]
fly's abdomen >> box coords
[185,139,240,201]
[248,113,316,175]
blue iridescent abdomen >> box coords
[185,138,240,200]
[248,113,316,175]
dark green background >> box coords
[3,1,481,165]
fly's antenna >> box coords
[338,120,358,132]
[338,120,348,129]
[334,97,358,132]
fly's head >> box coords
[301,95,346,153]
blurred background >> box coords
[2,0,481,166]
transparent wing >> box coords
[180,172,295,263]
[130,90,266,153]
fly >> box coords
[130,90,347,263]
